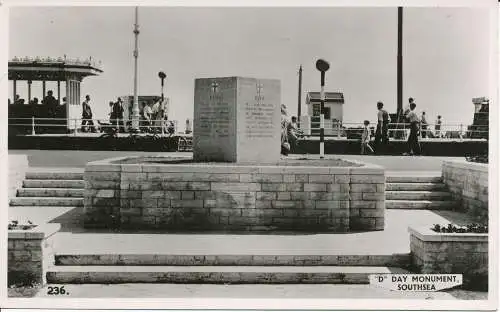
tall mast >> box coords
[297,65,303,122]
[397,6,403,116]
[132,6,140,130]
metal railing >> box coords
[8,118,488,141]
[298,121,488,141]
[8,117,182,136]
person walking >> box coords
[406,102,421,155]
[112,97,125,133]
[361,120,374,155]
[81,95,96,133]
[374,101,390,154]
[435,115,442,138]
[421,111,428,138]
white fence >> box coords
[8,117,487,141]
[8,117,183,136]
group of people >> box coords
[361,97,445,156]
[8,91,68,134]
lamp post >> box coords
[158,71,166,102]
[315,59,330,159]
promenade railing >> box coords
[8,117,488,141]
[8,117,184,136]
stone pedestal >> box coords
[193,77,281,163]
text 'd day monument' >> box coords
[193,77,281,163]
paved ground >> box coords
[9,209,475,256]
[9,149,465,171]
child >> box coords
[361,120,374,155]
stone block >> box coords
[350,200,378,209]
[209,208,242,217]
[334,175,350,183]
[359,208,385,217]
[315,201,340,209]
[272,200,302,209]
[285,183,304,191]
[241,209,283,218]
[304,183,327,192]
[350,184,377,193]
[308,175,334,184]
[309,192,333,201]
[181,191,195,200]
[171,199,204,208]
[194,191,217,200]
[283,175,295,183]
[362,193,385,201]
[277,192,291,200]
[255,200,272,209]
[350,174,385,183]
[290,192,308,200]
[211,182,261,192]
[256,192,277,200]
[261,183,286,192]
[295,174,309,183]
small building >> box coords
[300,92,344,136]
[305,91,344,122]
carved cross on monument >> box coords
[211,81,219,93]
[256,83,264,103]
[210,81,222,101]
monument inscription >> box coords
[193,77,280,163]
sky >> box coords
[7,6,493,126]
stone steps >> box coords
[385,191,451,201]
[46,265,410,284]
[23,179,85,189]
[386,199,456,210]
[17,188,84,198]
[10,196,84,207]
[54,253,411,267]
[25,171,84,180]
[386,182,447,191]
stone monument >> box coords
[193,77,281,163]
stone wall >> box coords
[409,226,488,289]
[84,157,385,232]
[9,154,29,199]
[442,160,488,223]
[8,224,60,286]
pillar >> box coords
[13,80,17,102]
[42,81,46,99]
[57,81,61,104]
[27,81,32,103]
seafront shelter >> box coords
[8,56,103,132]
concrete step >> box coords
[54,253,411,267]
[25,171,84,181]
[46,265,410,284]
[10,197,84,207]
[385,191,451,201]
[386,183,447,191]
[23,179,85,189]
[17,188,84,198]
[386,176,442,183]
[386,200,457,210]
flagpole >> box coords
[132,6,140,131]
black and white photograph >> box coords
[1,0,498,310]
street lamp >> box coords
[315,59,330,159]
[158,71,166,102]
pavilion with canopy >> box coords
[8,56,103,134]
